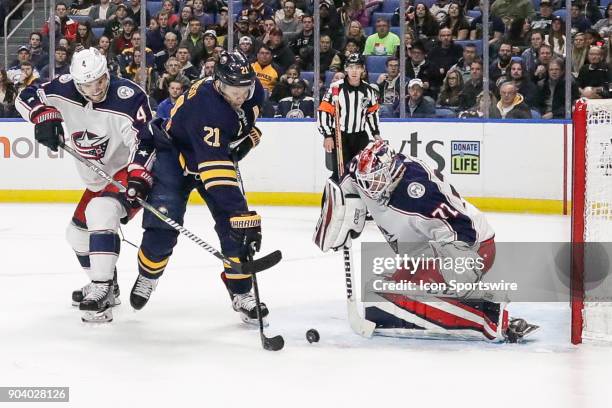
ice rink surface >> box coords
[1,204,612,408]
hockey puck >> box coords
[306,329,320,343]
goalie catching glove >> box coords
[230,211,262,258]
[31,105,64,152]
[313,179,366,252]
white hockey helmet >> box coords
[70,48,110,102]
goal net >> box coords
[571,98,612,344]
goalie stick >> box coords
[60,143,282,275]
[332,86,376,337]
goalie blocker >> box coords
[314,140,539,343]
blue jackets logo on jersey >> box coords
[72,130,109,161]
[407,182,426,198]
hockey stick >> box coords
[60,143,281,275]
[235,164,284,351]
[331,86,376,337]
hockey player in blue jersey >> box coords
[128,50,269,325]
[16,48,155,323]
[315,140,538,342]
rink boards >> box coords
[0,119,571,214]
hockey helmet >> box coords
[70,48,110,103]
[214,50,256,88]
[354,140,405,201]
[344,53,366,70]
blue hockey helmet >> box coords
[214,50,256,87]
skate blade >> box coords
[81,308,113,323]
[240,314,269,327]
[73,296,121,308]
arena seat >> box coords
[70,15,91,24]
[147,1,163,17]
[371,12,394,24]
[92,27,104,38]
[366,55,388,73]
[381,0,400,13]
[301,71,314,86]
[553,8,568,21]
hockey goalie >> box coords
[314,140,538,343]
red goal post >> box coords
[571,98,612,344]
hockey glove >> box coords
[229,211,262,258]
[231,126,262,162]
[126,165,154,208]
[31,106,64,152]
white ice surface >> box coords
[1,204,612,408]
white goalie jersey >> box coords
[16,74,153,192]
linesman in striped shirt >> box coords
[318,53,381,180]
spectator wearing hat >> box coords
[200,29,218,63]
[238,36,257,62]
[393,78,435,118]
[276,78,315,118]
[112,17,136,55]
[251,44,281,93]
[179,18,204,65]
[103,3,127,40]
[41,2,78,43]
[274,0,302,39]
[39,46,70,80]
[363,18,400,56]
[7,46,39,84]
[127,0,151,28]
[290,13,314,70]
[531,0,554,32]
[226,15,258,49]
[319,0,343,50]
[267,28,295,73]
[89,0,117,28]
[406,41,436,99]
[491,81,532,119]
[156,80,184,119]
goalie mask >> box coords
[70,48,110,103]
[354,140,405,202]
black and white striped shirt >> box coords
[317,79,380,138]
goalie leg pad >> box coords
[314,179,367,252]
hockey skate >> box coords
[505,318,539,343]
[130,274,158,310]
[232,292,269,326]
[72,270,120,307]
[79,281,115,323]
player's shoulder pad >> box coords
[42,74,80,100]
[102,77,150,115]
